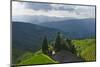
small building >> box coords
[52,51,55,55]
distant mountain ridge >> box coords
[12,15,75,24]
[40,18,96,39]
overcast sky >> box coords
[12,1,95,23]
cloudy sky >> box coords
[12,1,95,23]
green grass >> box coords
[72,39,96,61]
[12,48,26,64]
[17,52,34,63]
[81,42,96,61]
[72,39,95,48]
[18,51,58,65]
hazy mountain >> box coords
[12,22,64,52]
[40,18,96,39]
[12,15,76,24]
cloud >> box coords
[20,2,52,11]
[12,1,95,19]
[74,6,95,18]
[50,4,75,11]
[12,8,76,18]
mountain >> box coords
[12,22,64,52]
[12,15,75,24]
[40,18,96,39]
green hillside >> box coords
[72,39,96,61]
[81,42,96,61]
[18,51,58,65]
[12,48,26,64]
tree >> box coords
[61,38,69,50]
[54,32,62,51]
[42,36,49,54]
[66,38,76,54]
[54,32,77,54]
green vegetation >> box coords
[15,32,78,65]
[18,51,58,65]
[17,52,34,64]
[72,39,96,61]
[54,32,76,54]
[13,32,96,65]
[54,32,62,51]
[81,41,96,61]
[42,36,49,54]
[12,48,26,64]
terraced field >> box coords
[72,39,96,61]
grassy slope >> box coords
[72,39,96,61]
[18,51,58,65]
[12,48,26,64]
